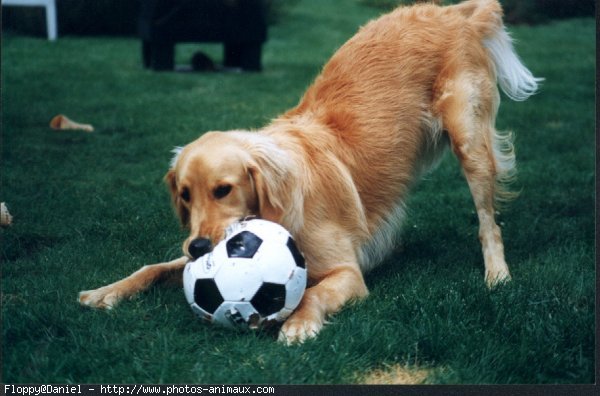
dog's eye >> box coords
[213,184,232,199]
[180,187,191,203]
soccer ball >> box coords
[183,219,307,329]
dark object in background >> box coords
[139,0,268,72]
[191,51,217,72]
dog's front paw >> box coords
[78,286,121,309]
[278,312,323,345]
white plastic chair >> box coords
[2,0,57,41]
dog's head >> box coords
[165,131,296,260]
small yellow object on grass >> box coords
[1,202,13,226]
[50,114,94,132]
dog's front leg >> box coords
[78,256,189,309]
[279,263,368,344]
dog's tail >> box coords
[455,0,543,101]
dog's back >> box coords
[272,0,540,269]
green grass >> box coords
[1,0,595,384]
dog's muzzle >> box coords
[188,238,212,260]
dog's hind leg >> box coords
[437,72,512,288]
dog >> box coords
[79,0,541,343]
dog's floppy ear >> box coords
[242,135,299,225]
[164,169,190,227]
[248,163,285,223]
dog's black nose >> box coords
[188,238,212,260]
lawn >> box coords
[1,0,595,385]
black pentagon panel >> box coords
[251,283,286,316]
[287,237,305,268]
[226,231,263,258]
[194,279,224,314]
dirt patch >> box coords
[360,364,431,384]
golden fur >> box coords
[80,0,540,343]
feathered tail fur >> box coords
[460,0,543,101]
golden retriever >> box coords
[79,0,541,343]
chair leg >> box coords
[224,42,262,71]
[150,41,175,71]
[142,41,152,68]
[45,0,57,41]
